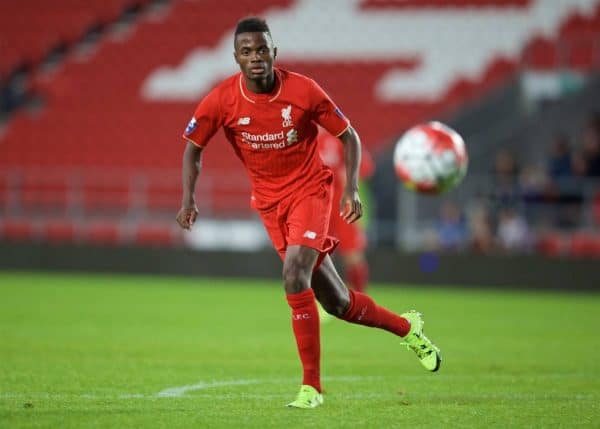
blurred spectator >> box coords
[519,163,554,225]
[497,207,531,251]
[547,134,572,179]
[581,113,600,177]
[520,164,550,198]
[571,150,588,177]
[491,149,521,208]
[468,204,494,253]
[436,201,468,250]
[493,149,520,185]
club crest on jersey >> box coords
[184,117,197,135]
[281,105,293,127]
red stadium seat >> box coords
[19,173,70,214]
[564,37,599,71]
[134,224,179,247]
[569,233,600,258]
[43,219,77,243]
[535,233,564,257]
[0,0,143,77]
[522,36,559,70]
[84,221,121,245]
[0,219,36,241]
[81,180,131,214]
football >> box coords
[393,121,468,194]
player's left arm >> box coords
[338,126,363,224]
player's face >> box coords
[234,32,277,83]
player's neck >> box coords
[244,72,276,94]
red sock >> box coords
[341,289,410,337]
[346,260,369,293]
[286,288,321,392]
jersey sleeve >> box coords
[309,79,350,137]
[182,88,223,147]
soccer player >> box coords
[318,128,374,293]
[176,17,441,409]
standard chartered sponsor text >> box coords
[241,130,297,150]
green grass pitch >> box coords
[1,271,599,428]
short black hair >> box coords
[234,16,271,37]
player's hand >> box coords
[340,189,362,224]
[176,205,198,230]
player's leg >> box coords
[283,244,324,408]
[257,198,327,408]
[312,254,441,372]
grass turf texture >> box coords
[0,271,598,428]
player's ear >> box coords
[233,51,240,65]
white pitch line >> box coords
[156,379,260,398]
[155,375,386,398]
[2,373,596,401]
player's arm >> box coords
[338,126,363,224]
[176,141,204,230]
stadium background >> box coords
[1,0,599,286]
[1,1,599,427]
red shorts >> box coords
[258,181,339,268]
[329,212,367,255]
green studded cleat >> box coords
[400,310,442,372]
[286,385,324,409]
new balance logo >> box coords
[303,230,317,239]
[237,117,251,125]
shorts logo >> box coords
[303,230,317,239]
[238,117,251,125]
[184,117,197,135]
[281,105,293,127]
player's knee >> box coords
[282,262,311,294]
[320,292,350,318]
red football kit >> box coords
[318,129,374,255]
[183,68,350,261]
[182,68,418,396]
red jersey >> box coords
[183,68,350,211]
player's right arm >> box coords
[176,141,204,230]
[175,87,223,230]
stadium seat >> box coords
[0,0,146,78]
[569,233,600,258]
[43,219,77,243]
[0,219,36,241]
[134,223,179,247]
[535,233,564,257]
[84,221,121,245]
[522,36,559,70]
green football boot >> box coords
[400,310,441,372]
[286,385,324,409]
